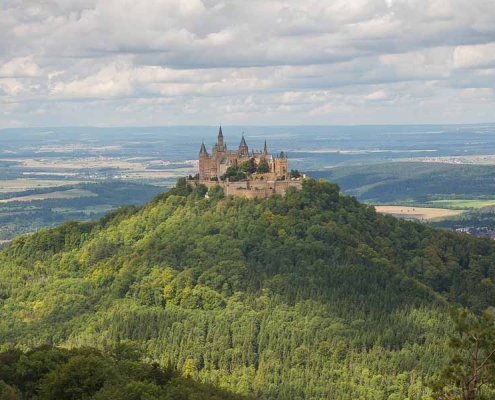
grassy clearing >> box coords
[0,189,97,203]
[429,199,495,209]
[52,204,114,215]
[374,205,464,221]
[0,179,81,193]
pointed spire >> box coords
[217,125,224,146]
[263,139,268,155]
[240,134,247,148]
[199,141,207,155]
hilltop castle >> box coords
[199,126,288,180]
[192,127,302,198]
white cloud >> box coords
[0,56,42,78]
[0,0,494,127]
[453,43,495,69]
[365,90,388,101]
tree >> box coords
[290,170,301,179]
[221,165,246,182]
[174,177,193,196]
[208,185,225,201]
[183,358,196,378]
[239,159,256,174]
[193,184,208,199]
[433,308,495,400]
[257,158,270,174]
[0,381,21,400]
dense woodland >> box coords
[0,346,246,400]
[1,179,495,398]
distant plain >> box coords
[2,123,495,238]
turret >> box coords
[263,140,268,156]
[275,151,288,178]
[198,141,212,180]
[239,134,248,156]
[217,126,224,147]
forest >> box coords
[311,162,495,203]
[0,345,245,400]
[1,178,495,399]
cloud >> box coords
[0,56,42,78]
[0,0,494,127]
[453,42,495,69]
[365,90,388,101]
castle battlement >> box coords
[191,127,302,198]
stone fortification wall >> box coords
[189,178,303,199]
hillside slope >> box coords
[2,179,495,399]
[311,162,495,203]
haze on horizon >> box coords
[1,0,494,128]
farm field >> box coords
[1,157,197,181]
[428,199,495,209]
[374,205,464,221]
[0,188,97,203]
[51,204,114,215]
[0,179,82,193]
[0,182,164,240]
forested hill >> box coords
[1,178,495,399]
[310,162,495,203]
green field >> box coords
[429,199,495,209]
[0,188,97,203]
[0,182,164,240]
[0,179,82,193]
[52,204,114,215]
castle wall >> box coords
[189,178,302,199]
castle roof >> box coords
[218,125,223,138]
[239,135,247,147]
[199,142,208,155]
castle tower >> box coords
[217,126,224,147]
[198,142,211,179]
[275,151,288,178]
[238,135,249,157]
[213,126,226,157]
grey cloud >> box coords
[0,0,494,127]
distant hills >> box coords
[310,162,495,203]
[1,178,495,398]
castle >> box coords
[192,127,302,198]
[199,126,289,180]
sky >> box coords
[1,0,495,128]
